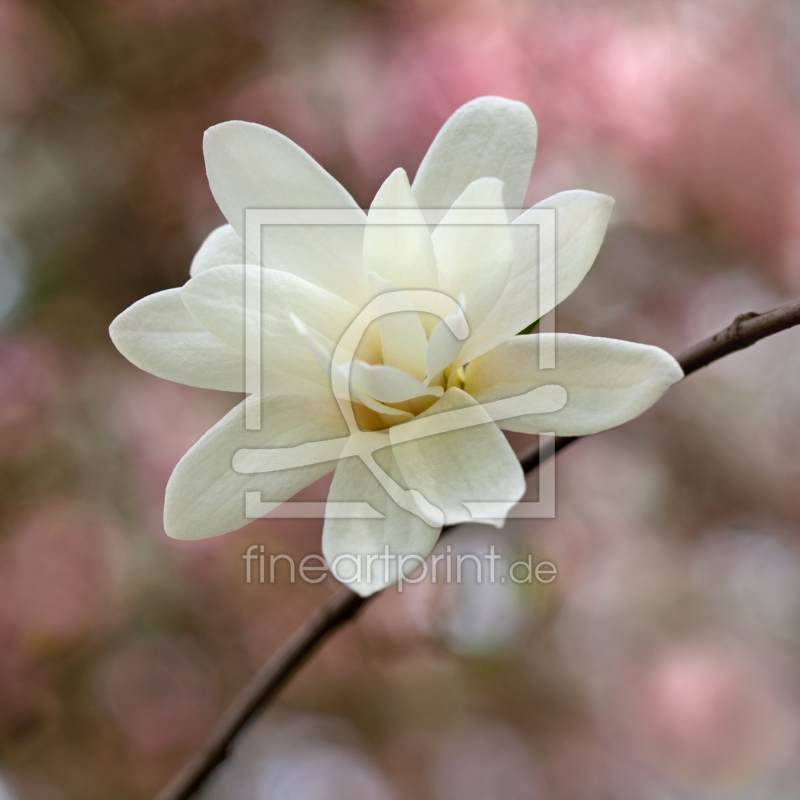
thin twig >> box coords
[156,297,800,800]
[676,299,800,377]
[155,589,366,800]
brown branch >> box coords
[156,297,800,800]
[155,588,367,800]
[676,298,800,377]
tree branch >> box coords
[156,297,800,800]
[676,299,800,377]
[155,589,365,800]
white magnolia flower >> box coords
[110,96,682,596]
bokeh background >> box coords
[3,0,800,797]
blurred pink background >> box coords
[2,0,800,797]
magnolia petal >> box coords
[389,387,525,527]
[366,272,429,381]
[515,190,615,290]
[452,190,615,369]
[182,265,358,391]
[109,289,244,392]
[432,178,514,334]
[363,168,438,291]
[425,321,462,382]
[350,361,443,403]
[412,96,537,227]
[425,294,469,382]
[322,446,442,596]
[164,394,348,540]
[189,224,258,278]
[203,121,368,303]
[464,333,683,436]
[351,391,413,423]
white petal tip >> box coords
[108,316,122,347]
[668,355,685,383]
[461,503,511,528]
[202,122,232,152]
[409,490,445,528]
[387,166,409,182]
[449,317,469,340]
[348,581,384,598]
[203,119,247,140]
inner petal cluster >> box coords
[292,166,515,431]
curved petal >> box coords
[453,191,615,369]
[412,96,537,227]
[464,333,683,436]
[389,387,525,527]
[189,224,258,278]
[181,265,359,391]
[364,168,438,291]
[350,361,443,403]
[366,273,429,381]
[322,446,442,596]
[203,121,368,303]
[164,394,348,540]
[432,178,514,335]
[425,294,468,381]
[109,289,244,392]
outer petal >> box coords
[322,446,442,597]
[203,121,368,303]
[389,387,525,527]
[181,265,359,393]
[432,178,514,335]
[109,289,244,392]
[363,168,438,291]
[189,224,258,278]
[453,190,615,369]
[464,333,683,436]
[165,394,348,540]
[412,96,537,226]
